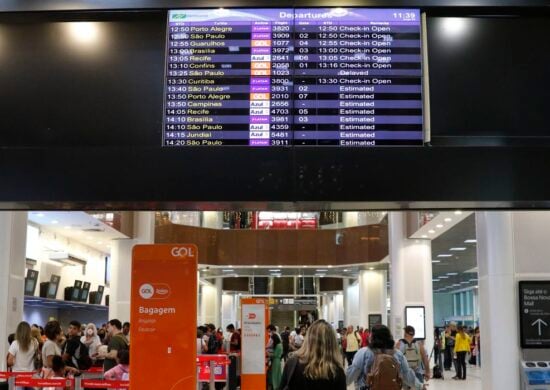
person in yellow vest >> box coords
[453,325,471,380]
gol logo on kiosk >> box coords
[138,283,171,300]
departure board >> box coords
[163,8,423,147]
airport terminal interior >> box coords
[1,1,550,390]
[1,210,549,390]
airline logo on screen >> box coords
[139,283,171,300]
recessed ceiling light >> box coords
[51,220,59,224]
[460,281,469,284]
[421,235,428,238]
[464,239,477,243]
[328,265,333,268]
[343,269,349,272]
[269,269,280,272]
[278,265,283,268]
[432,260,441,263]
[319,275,325,278]
[438,254,452,257]
[369,267,374,270]
[428,230,436,234]
[439,276,449,279]
[223,269,234,272]
[302,265,308,268]
[436,224,443,228]
[450,247,467,251]
[227,265,233,268]
[253,265,258,268]
[316,269,328,272]
[446,272,458,276]
[454,210,463,215]
[432,279,440,282]
[234,274,239,278]
[35,213,45,217]
[444,218,452,222]
[276,274,281,278]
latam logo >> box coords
[170,246,196,258]
[247,313,257,320]
[139,283,171,300]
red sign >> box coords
[81,379,131,388]
[197,355,230,383]
[15,378,69,387]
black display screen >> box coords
[164,8,423,147]
[428,16,550,145]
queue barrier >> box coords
[0,371,128,390]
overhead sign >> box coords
[241,298,269,390]
[131,244,198,389]
[519,281,550,348]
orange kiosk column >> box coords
[130,244,198,390]
[240,298,269,390]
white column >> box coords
[358,270,388,328]
[109,212,155,322]
[0,212,27,371]
[343,278,349,326]
[389,212,434,353]
[475,211,550,389]
[215,277,223,327]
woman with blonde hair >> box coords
[280,320,346,390]
[7,321,40,387]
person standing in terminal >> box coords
[267,333,282,390]
[80,323,102,365]
[346,324,426,390]
[280,319,346,390]
[280,326,290,362]
[443,325,454,371]
[7,321,39,381]
[99,319,129,373]
[395,326,431,386]
[42,321,63,371]
[344,325,361,366]
[122,322,130,345]
[453,325,471,380]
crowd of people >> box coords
[6,317,479,390]
[5,319,131,388]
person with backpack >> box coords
[346,324,426,390]
[280,319,346,390]
[395,326,431,386]
[62,320,92,371]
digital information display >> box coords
[164,8,423,147]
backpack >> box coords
[432,364,443,379]
[74,341,92,370]
[367,352,402,390]
[401,339,421,370]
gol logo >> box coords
[247,313,257,320]
[139,283,171,300]
[170,246,195,258]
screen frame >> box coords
[405,305,426,340]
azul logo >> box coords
[139,283,171,300]
[170,246,195,258]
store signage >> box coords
[241,298,269,390]
[131,244,198,389]
[519,281,550,348]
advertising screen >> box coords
[405,306,426,340]
[163,8,423,147]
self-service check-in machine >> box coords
[521,361,550,390]
[519,282,550,390]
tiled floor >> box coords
[347,365,482,390]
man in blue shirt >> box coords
[346,325,426,390]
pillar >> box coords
[358,270,388,329]
[109,212,155,323]
[389,212,434,353]
[0,212,27,370]
[476,211,550,389]
[215,277,223,327]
